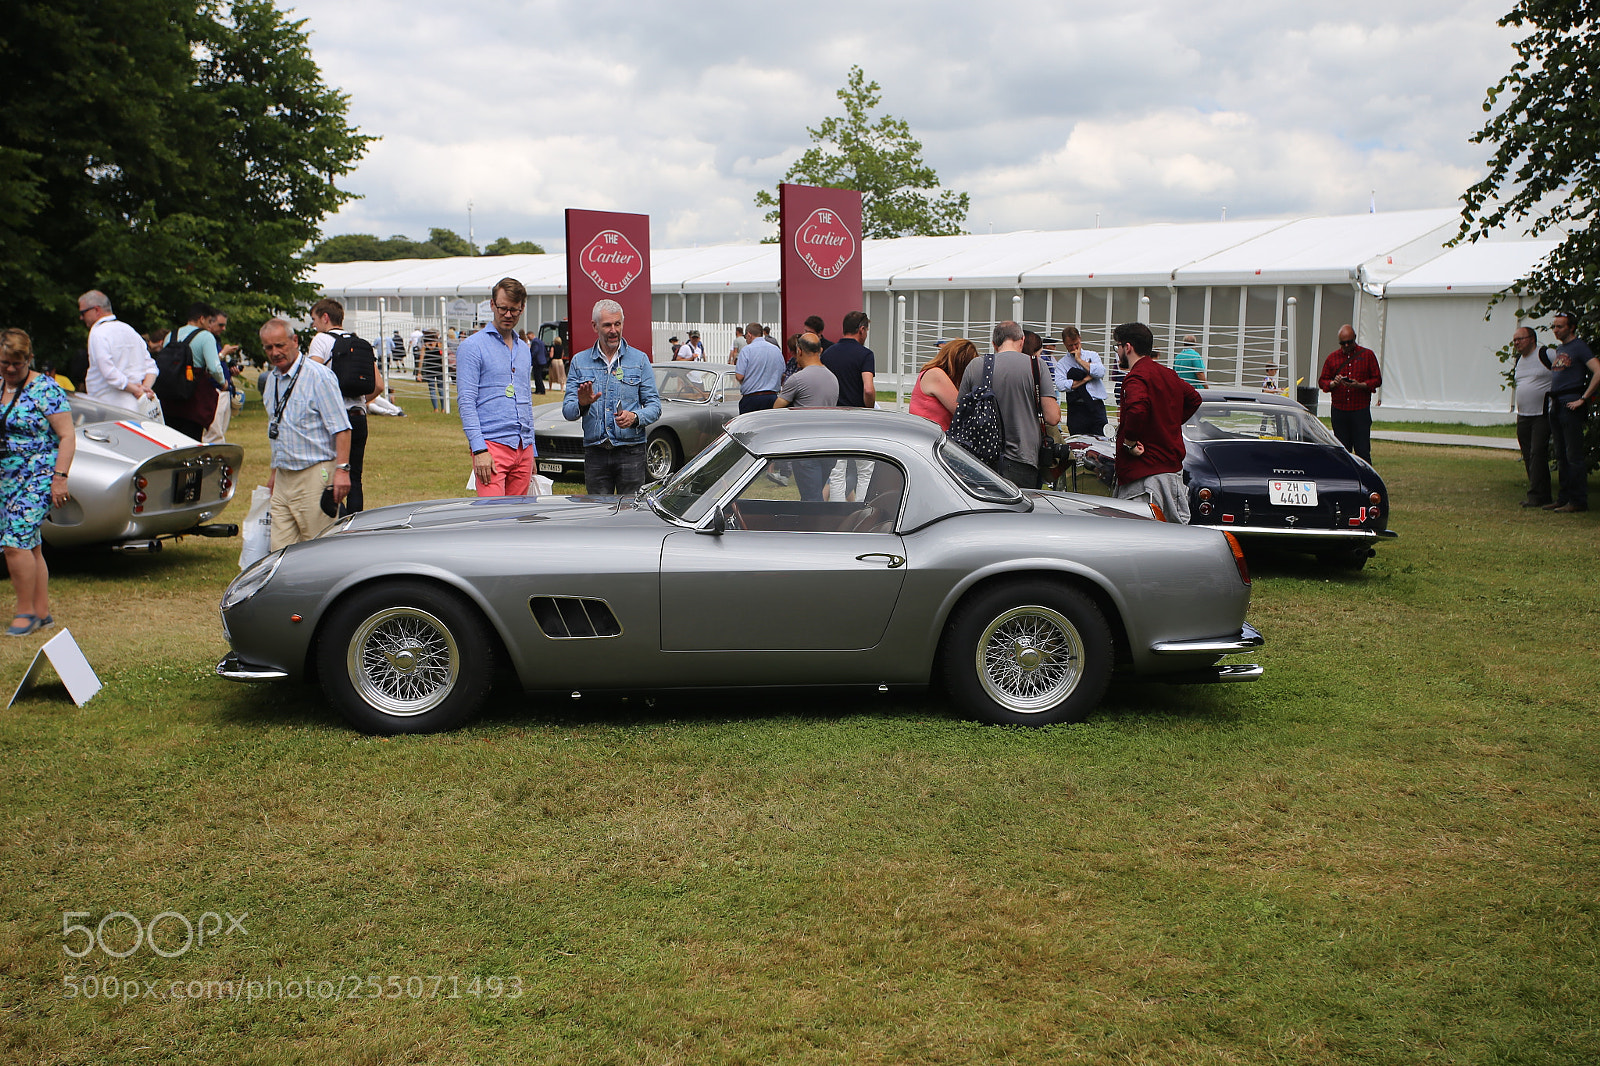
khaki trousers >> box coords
[270,462,337,551]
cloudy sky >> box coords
[285,0,1522,252]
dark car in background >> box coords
[1183,390,1395,568]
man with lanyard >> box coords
[458,278,537,496]
[1317,324,1382,463]
[1545,312,1600,512]
[259,318,351,550]
[562,299,662,495]
[307,298,381,512]
[735,322,784,413]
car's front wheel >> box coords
[646,430,682,481]
[317,580,493,734]
[942,581,1112,726]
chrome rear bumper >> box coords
[1151,622,1264,656]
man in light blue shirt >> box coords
[563,299,662,494]
[1055,325,1109,436]
[1173,335,1209,388]
[734,322,785,413]
[260,318,351,550]
[458,278,536,496]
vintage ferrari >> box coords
[218,409,1263,734]
[43,394,242,552]
[1182,390,1395,568]
[533,361,743,483]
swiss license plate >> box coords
[1268,479,1317,507]
[173,468,202,504]
[538,461,564,475]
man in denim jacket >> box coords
[562,299,662,494]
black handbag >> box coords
[947,353,1005,467]
[1032,355,1065,471]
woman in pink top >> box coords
[909,338,977,432]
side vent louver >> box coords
[529,597,623,639]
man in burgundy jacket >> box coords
[1317,323,1382,462]
[1112,322,1202,522]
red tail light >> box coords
[1223,532,1251,585]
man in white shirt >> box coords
[1511,325,1554,507]
[78,289,157,413]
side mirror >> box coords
[698,506,726,536]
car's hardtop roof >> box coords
[658,360,735,375]
[726,407,945,454]
[1195,389,1307,410]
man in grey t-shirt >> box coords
[956,320,1060,488]
[775,332,840,500]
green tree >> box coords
[311,233,448,262]
[755,66,969,242]
[0,0,371,358]
[1459,0,1599,469]
[426,227,477,257]
[482,237,546,256]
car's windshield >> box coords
[1185,404,1341,447]
[654,365,719,403]
[650,435,756,523]
[938,439,1023,502]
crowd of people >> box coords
[1510,314,1598,513]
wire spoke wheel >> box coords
[646,434,678,480]
[974,605,1085,714]
[347,606,459,716]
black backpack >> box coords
[154,326,204,404]
[328,330,377,399]
[947,353,1006,468]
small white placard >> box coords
[8,629,102,708]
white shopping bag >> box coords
[237,486,273,569]
[464,470,556,495]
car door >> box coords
[659,455,907,651]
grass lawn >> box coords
[2,382,1596,1065]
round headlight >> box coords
[221,550,285,611]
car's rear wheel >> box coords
[317,580,492,734]
[646,430,682,480]
[942,581,1111,726]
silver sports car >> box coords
[218,409,1263,734]
[534,361,743,482]
[44,394,243,551]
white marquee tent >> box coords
[315,209,1557,423]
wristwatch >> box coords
[335,463,351,471]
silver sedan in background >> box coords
[534,361,743,482]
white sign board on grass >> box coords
[8,629,103,708]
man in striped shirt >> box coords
[260,318,352,550]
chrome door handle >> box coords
[856,553,905,569]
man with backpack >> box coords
[158,302,230,439]
[307,298,380,512]
[952,320,1061,489]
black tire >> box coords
[316,580,493,734]
[645,431,682,481]
[1317,547,1370,571]
[941,580,1112,726]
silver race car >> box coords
[534,361,743,482]
[44,394,243,552]
[219,409,1263,734]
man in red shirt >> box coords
[1113,322,1201,522]
[1318,324,1382,463]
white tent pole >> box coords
[1167,286,1178,361]
[897,294,908,411]
[1235,286,1249,388]
[1012,293,1023,326]
[1310,286,1324,386]
[1272,285,1285,390]
[1286,297,1298,396]
[440,297,452,415]
[378,298,388,398]
[1138,294,1150,327]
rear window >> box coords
[938,440,1023,503]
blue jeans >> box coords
[584,443,648,495]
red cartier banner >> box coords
[565,209,652,357]
[779,184,863,349]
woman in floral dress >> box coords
[1,329,75,636]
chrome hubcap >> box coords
[976,605,1084,713]
[646,438,674,479]
[348,607,459,716]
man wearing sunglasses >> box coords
[1317,324,1382,463]
[459,278,537,496]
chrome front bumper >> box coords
[1151,622,1265,656]
[216,653,289,683]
